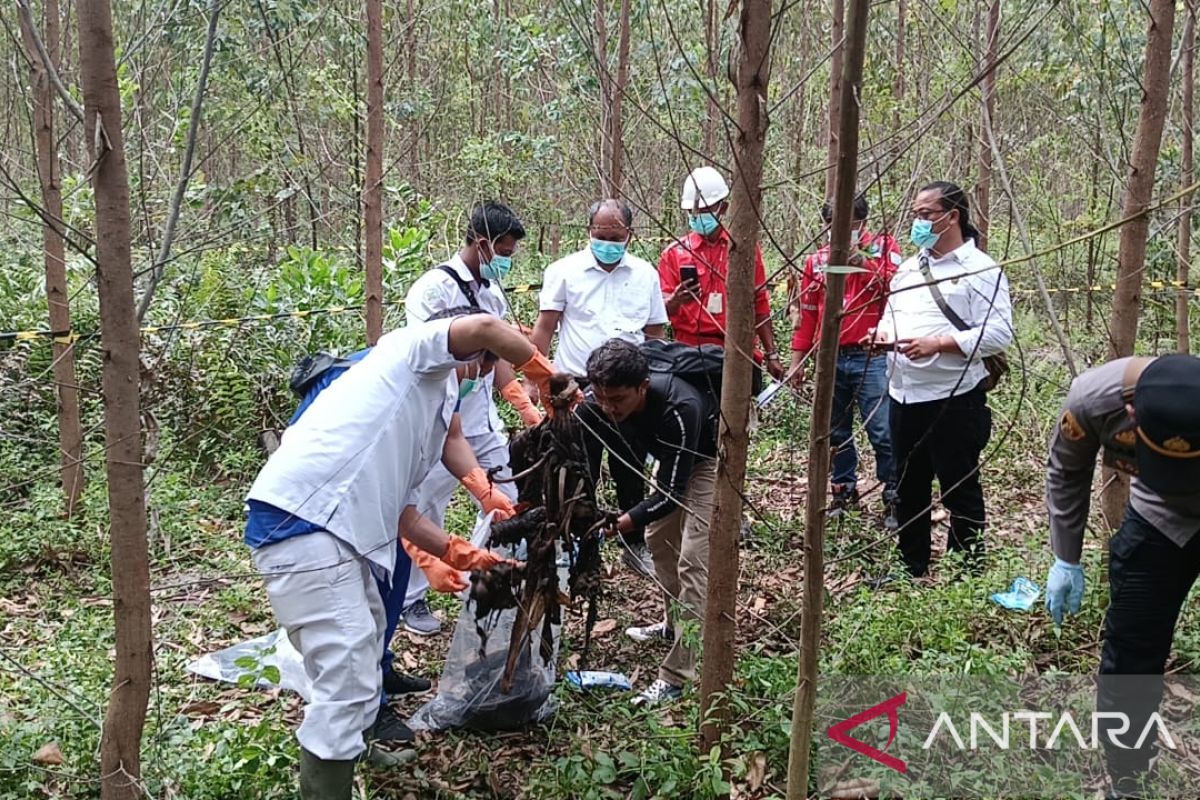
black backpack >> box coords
[638,340,762,402]
[288,351,355,398]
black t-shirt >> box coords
[580,373,717,527]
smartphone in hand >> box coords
[679,265,699,287]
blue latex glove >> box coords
[1044,558,1084,625]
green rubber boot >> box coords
[299,748,355,800]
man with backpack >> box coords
[399,202,542,636]
[246,309,557,798]
[578,338,720,707]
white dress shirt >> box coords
[248,319,460,577]
[539,247,669,377]
[405,255,507,437]
[879,239,1013,403]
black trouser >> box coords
[1097,506,1200,794]
[888,382,991,576]
[575,400,646,547]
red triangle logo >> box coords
[826,691,908,774]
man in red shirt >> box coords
[790,194,902,521]
[658,167,784,380]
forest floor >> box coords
[2,342,1199,799]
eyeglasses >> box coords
[911,207,948,221]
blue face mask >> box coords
[458,377,480,400]
[909,218,940,250]
[688,212,720,236]
[590,238,627,265]
[480,242,514,282]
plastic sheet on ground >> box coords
[990,576,1041,611]
[185,627,313,701]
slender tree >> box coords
[698,0,773,765]
[787,0,870,796]
[1104,0,1176,527]
[18,0,85,516]
[824,0,845,196]
[608,0,631,195]
[1179,0,1195,354]
[365,0,384,345]
[77,0,152,797]
[976,0,1000,250]
[134,0,220,322]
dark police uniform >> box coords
[1046,355,1200,796]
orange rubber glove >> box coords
[403,538,467,593]
[460,467,516,521]
[500,379,543,427]
[441,536,505,571]
[516,350,555,407]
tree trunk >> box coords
[365,0,384,345]
[607,0,631,195]
[19,0,85,517]
[1179,0,1195,354]
[77,1,152,797]
[594,0,612,195]
[976,0,1000,251]
[703,0,719,158]
[824,0,845,197]
[1104,0,1175,526]
[786,0,870,796]
[698,0,773,766]
[1109,0,1176,359]
[894,0,905,132]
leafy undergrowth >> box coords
[2,354,1199,799]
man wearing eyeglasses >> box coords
[869,181,1013,578]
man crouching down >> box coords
[578,339,719,707]
[243,309,556,799]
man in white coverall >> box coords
[244,309,556,799]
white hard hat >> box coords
[680,166,729,211]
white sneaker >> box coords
[631,679,682,707]
[625,621,675,643]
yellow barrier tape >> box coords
[4,278,1198,344]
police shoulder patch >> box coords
[1060,410,1087,441]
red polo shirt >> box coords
[790,229,902,352]
[657,230,772,347]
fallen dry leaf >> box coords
[32,742,63,765]
[1166,681,1200,704]
[827,777,880,799]
[591,619,618,637]
[180,700,223,717]
[746,751,766,790]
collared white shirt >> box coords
[878,239,1013,403]
[539,247,668,377]
[405,255,507,437]
[248,318,461,577]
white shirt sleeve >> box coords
[647,273,669,325]
[406,272,454,324]
[539,262,568,312]
[405,318,458,375]
[951,265,1013,358]
[878,273,901,341]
